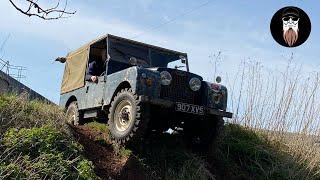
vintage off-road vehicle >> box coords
[59,34,232,145]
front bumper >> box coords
[140,96,233,118]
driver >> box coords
[85,58,104,83]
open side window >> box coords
[106,60,131,75]
[86,40,107,78]
[106,39,149,75]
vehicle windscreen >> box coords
[109,39,182,68]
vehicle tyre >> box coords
[66,101,82,126]
[206,116,224,152]
[184,116,224,151]
[108,88,149,145]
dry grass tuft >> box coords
[224,56,320,178]
[0,93,68,134]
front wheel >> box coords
[108,88,149,145]
[184,116,224,150]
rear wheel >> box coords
[66,101,82,126]
[108,88,149,146]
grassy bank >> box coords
[83,120,320,180]
[1,93,319,179]
[213,124,319,179]
[0,94,98,179]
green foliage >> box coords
[0,93,13,109]
[77,159,99,180]
[2,94,319,179]
[214,124,319,179]
[3,126,82,159]
[0,126,99,180]
[86,121,109,133]
[0,94,99,180]
[119,147,132,158]
[0,93,68,134]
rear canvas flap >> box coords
[61,47,89,94]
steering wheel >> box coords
[99,71,106,77]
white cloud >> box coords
[0,0,191,55]
[0,0,318,103]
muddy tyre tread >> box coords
[66,101,82,126]
[184,116,224,150]
[108,88,149,146]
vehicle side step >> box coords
[83,109,98,119]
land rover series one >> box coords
[59,34,232,145]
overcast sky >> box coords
[0,1,319,103]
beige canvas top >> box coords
[60,34,187,94]
[60,35,108,94]
[60,47,89,94]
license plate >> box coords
[175,102,205,115]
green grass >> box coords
[117,123,320,180]
[213,124,319,180]
[0,94,99,180]
[86,121,109,132]
[0,93,68,134]
[1,94,319,179]
[0,126,98,179]
[83,121,215,179]
[85,121,133,159]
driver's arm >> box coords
[85,61,97,82]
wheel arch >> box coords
[65,95,77,109]
[111,81,132,101]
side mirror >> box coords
[216,76,222,83]
[129,57,137,65]
[179,55,187,64]
[55,57,67,63]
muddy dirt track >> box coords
[72,125,148,180]
[71,124,233,180]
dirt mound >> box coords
[71,122,216,180]
[71,123,319,180]
[72,125,147,180]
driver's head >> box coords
[101,50,107,61]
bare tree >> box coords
[208,50,222,81]
[9,0,76,20]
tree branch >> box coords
[9,0,76,20]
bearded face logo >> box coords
[270,6,311,48]
[282,8,300,47]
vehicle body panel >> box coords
[59,34,232,119]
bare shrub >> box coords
[224,55,320,177]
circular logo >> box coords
[270,6,311,47]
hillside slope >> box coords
[0,94,98,179]
[73,121,320,180]
[0,94,319,180]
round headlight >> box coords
[160,71,172,86]
[189,77,201,91]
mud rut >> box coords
[72,125,148,180]
[71,125,224,180]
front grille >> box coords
[160,71,201,105]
